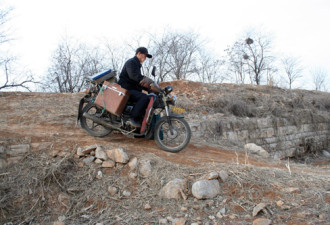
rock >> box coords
[207,171,219,180]
[53,222,65,225]
[58,215,66,222]
[159,218,167,224]
[159,178,187,199]
[95,146,108,160]
[82,144,98,154]
[49,149,60,157]
[144,203,151,210]
[219,170,229,182]
[107,186,118,195]
[139,159,152,177]
[208,215,215,220]
[172,218,187,225]
[96,223,104,225]
[8,144,30,156]
[192,180,220,199]
[83,156,95,164]
[322,150,330,157]
[180,206,188,212]
[76,147,84,156]
[129,172,137,179]
[253,218,272,225]
[106,148,129,163]
[101,159,115,168]
[96,171,103,179]
[244,143,269,158]
[128,157,138,170]
[94,158,103,164]
[253,203,267,217]
[276,200,284,207]
[122,190,131,197]
[219,207,226,215]
[282,187,300,193]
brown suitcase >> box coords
[94,82,130,116]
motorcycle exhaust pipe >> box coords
[82,112,120,131]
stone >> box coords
[107,186,118,195]
[219,170,229,182]
[192,180,220,199]
[159,178,187,199]
[95,146,108,160]
[172,218,187,225]
[139,159,152,177]
[58,215,66,222]
[207,171,219,180]
[252,218,272,225]
[159,218,167,224]
[180,206,188,212]
[129,172,137,179]
[53,222,65,225]
[101,159,115,168]
[219,207,226,215]
[96,171,103,179]
[322,150,330,157]
[82,144,98,154]
[244,143,269,158]
[94,158,103,164]
[106,148,129,163]
[8,144,30,156]
[122,190,131,197]
[144,203,151,210]
[76,147,85,156]
[128,157,138,170]
[83,156,95,164]
[282,187,300,193]
[276,200,284,207]
[253,203,267,217]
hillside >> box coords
[0,81,329,225]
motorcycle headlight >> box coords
[168,95,177,105]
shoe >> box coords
[127,118,141,128]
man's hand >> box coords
[139,76,154,89]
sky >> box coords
[2,0,330,91]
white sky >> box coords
[2,0,330,90]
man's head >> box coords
[136,47,152,63]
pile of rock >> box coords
[76,144,129,168]
[159,170,229,200]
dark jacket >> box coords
[118,56,144,92]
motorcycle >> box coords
[77,66,191,153]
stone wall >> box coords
[189,113,330,159]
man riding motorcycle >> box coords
[118,47,154,128]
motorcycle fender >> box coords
[77,95,89,122]
[169,113,185,118]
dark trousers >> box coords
[128,90,149,121]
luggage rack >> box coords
[90,69,117,84]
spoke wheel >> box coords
[154,117,191,152]
[80,103,112,137]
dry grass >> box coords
[1,151,329,225]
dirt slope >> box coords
[0,85,329,224]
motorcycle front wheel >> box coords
[154,117,191,153]
[80,103,112,137]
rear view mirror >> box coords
[151,66,156,77]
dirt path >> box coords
[0,91,329,176]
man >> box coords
[118,47,153,128]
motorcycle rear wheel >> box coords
[154,117,191,152]
[80,103,112,137]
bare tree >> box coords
[197,51,225,83]
[44,36,106,93]
[149,29,203,81]
[0,6,37,91]
[281,56,303,89]
[225,42,247,84]
[226,29,276,85]
[311,67,328,91]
